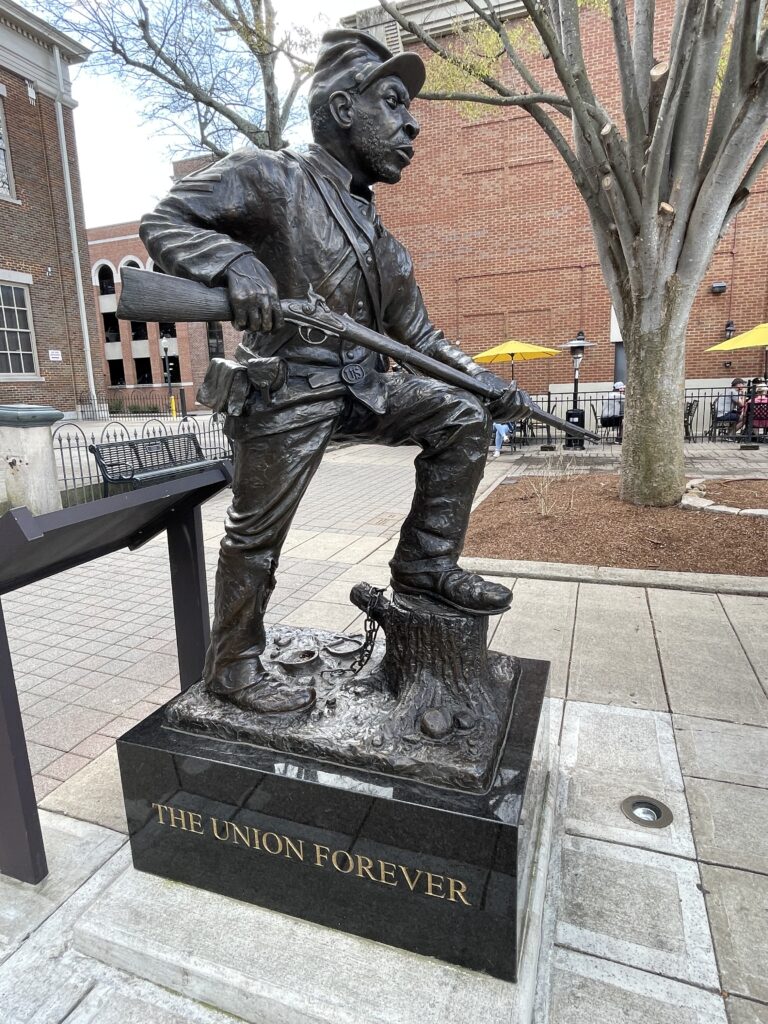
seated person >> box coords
[492,421,512,457]
[600,381,625,441]
[714,377,746,434]
[747,383,768,432]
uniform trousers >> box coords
[204,374,491,693]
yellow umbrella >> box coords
[706,323,768,378]
[474,339,561,364]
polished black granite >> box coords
[117,657,549,982]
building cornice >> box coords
[0,0,89,64]
[0,1,89,104]
[343,1,525,43]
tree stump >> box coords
[351,582,499,744]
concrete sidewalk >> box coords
[1,443,766,1023]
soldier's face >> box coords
[348,76,420,185]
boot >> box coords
[390,566,512,616]
[210,658,315,714]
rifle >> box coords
[117,267,599,442]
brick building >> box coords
[90,2,768,409]
[0,0,101,413]
[87,156,240,414]
[345,1,768,397]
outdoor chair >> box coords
[708,399,735,441]
[684,399,699,442]
[591,399,620,443]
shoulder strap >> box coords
[287,150,385,334]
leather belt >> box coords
[289,367,370,389]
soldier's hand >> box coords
[225,253,285,334]
[475,372,532,423]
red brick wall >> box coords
[374,9,768,393]
[87,221,236,411]
[0,66,102,412]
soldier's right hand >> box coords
[225,253,285,334]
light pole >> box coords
[559,331,596,449]
[162,343,177,417]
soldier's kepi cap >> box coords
[308,29,426,114]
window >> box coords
[0,283,37,375]
[102,311,120,344]
[108,359,125,386]
[134,357,153,384]
[0,98,15,199]
[207,321,224,358]
[98,265,116,295]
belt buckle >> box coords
[341,364,367,386]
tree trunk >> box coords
[620,294,690,507]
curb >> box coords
[683,477,768,517]
[461,556,768,596]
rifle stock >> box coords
[118,267,231,323]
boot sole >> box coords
[391,581,511,617]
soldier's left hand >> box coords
[475,372,532,423]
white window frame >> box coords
[0,273,41,380]
[0,90,17,203]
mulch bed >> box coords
[702,478,768,508]
[464,473,768,576]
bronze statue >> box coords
[140,30,535,718]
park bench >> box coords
[89,434,223,496]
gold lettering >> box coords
[230,823,251,848]
[399,865,423,892]
[151,802,169,825]
[250,828,262,850]
[425,873,445,899]
[355,854,377,882]
[314,844,330,867]
[331,849,355,874]
[262,832,284,856]
[378,861,397,886]
[187,812,204,835]
[211,817,230,842]
[168,806,188,830]
[284,836,305,861]
[447,877,471,906]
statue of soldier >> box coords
[140,30,531,715]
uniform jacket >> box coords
[139,144,481,418]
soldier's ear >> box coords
[329,90,355,129]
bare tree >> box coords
[42,0,315,156]
[379,0,768,506]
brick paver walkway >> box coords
[1,440,766,1023]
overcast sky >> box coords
[71,0,366,228]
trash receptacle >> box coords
[564,408,585,450]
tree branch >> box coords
[632,0,655,128]
[377,0,514,99]
[117,5,269,146]
[644,0,706,215]
[702,0,764,177]
[419,89,571,109]
[667,0,735,256]
[470,0,568,115]
[608,0,646,171]
[679,77,768,285]
[518,0,609,173]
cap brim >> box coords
[359,52,426,100]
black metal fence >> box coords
[52,415,232,507]
[79,386,189,421]
[513,385,768,446]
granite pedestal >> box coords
[117,658,549,982]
